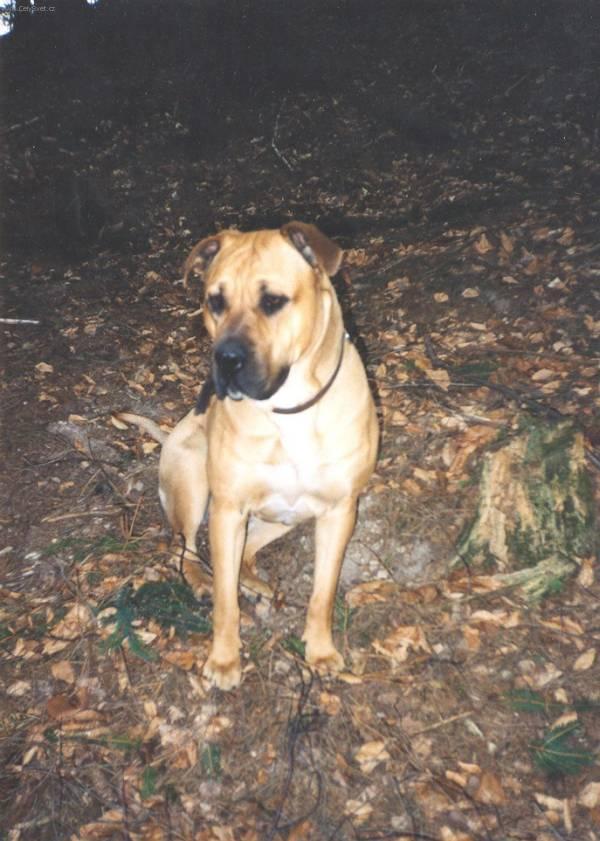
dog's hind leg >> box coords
[158,410,211,593]
[240,519,293,599]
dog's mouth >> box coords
[219,367,290,402]
[226,385,244,401]
[213,337,289,403]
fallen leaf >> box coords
[474,233,493,254]
[51,660,76,683]
[457,762,481,774]
[500,231,514,253]
[344,798,373,822]
[52,603,95,640]
[462,287,480,298]
[47,693,79,721]
[579,782,600,810]
[79,810,124,839]
[7,680,31,697]
[439,828,473,841]
[319,691,342,716]
[426,367,450,391]
[354,740,390,773]
[540,616,583,636]
[110,414,129,430]
[346,580,398,608]
[445,769,468,787]
[469,608,521,629]
[531,368,556,382]
[474,770,506,805]
[163,649,196,670]
[577,557,595,587]
[573,648,596,672]
[434,292,449,302]
[402,478,423,496]
[372,624,431,665]
[524,662,563,689]
[535,792,565,812]
[463,625,480,652]
[35,362,54,374]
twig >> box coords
[42,509,123,523]
[504,73,529,97]
[121,494,144,542]
[0,317,41,325]
[411,711,471,735]
[121,768,133,841]
[271,97,294,172]
[1,115,42,135]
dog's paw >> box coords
[305,645,345,676]
[240,570,274,601]
[203,654,242,691]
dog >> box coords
[122,223,378,690]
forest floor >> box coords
[1,4,600,840]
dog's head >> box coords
[183,222,343,402]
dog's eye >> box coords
[260,293,289,316]
[207,292,226,316]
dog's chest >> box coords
[253,433,336,525]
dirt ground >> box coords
[1,3,600,840]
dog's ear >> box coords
[182,235,222,288]
[281,222,343,276]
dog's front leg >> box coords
[303,498,357,674]
[204,500,247,690]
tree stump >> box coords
[454,419,595,599]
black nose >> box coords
[214,337,248,379]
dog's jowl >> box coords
[159,222,379,690]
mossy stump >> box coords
[454,418,595,599]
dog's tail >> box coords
[114,412,169,444]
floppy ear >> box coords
[182,235,222,288]
[281,221,343,276]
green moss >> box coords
[506,522,539,569]
[452,417,595,597]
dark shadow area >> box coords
[2,0,599,257]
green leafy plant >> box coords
[44,728,142,753]
[532,720,595,777]
[507,688,598,715]
[98,579,211,661]
[282,634,306,658]
[505,689,597,776]
[99,584,157,661]
[140,766,158,799]
[334,595,356,635]
[130,580,211,636]
[201,744,221,778]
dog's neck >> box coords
[272,330,347,415]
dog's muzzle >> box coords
[213,336,289,402]
[214,337,248,401]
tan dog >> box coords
[136,223,378,690]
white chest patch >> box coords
[254,458,330,525]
